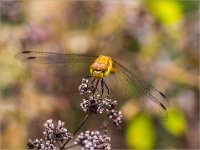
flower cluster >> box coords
[27,139,56,150]
[27,78,121,149]
[79,78,122,128]
[43,119,73,143]
[104,98,122,128]
[75,130,111,150]
[79,78,95,96]
[27,120,72,150]
[80,95,104,114]
[107,110,122,128]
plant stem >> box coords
[60,114,90,149]
[62,144,79,149]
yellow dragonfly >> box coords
[15,51,169,119]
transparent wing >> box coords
[112,59,170,120]
[15,51,97,76]
[15,51,96,64]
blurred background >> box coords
[0,0,199,149]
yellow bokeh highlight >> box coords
[126,113,155,149]
[147,0,183,26]
[162,108,186,137]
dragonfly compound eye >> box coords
[99,64,108,71]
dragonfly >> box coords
[15,51,169,119]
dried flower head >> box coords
[27,139,56,150]
[80,95,105,114]
[107,110,122,128]
[79,79,123,128]
[27,120,73,149]
[103,98,117,110]
[79,78,95,96]
[43,119,73,143]
[75,130,111,150]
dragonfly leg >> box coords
[91,78,96,86]
[95,79,100,95]
[100,78,105,97]
[89,78,96,94]
[104,79,110,97]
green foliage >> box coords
[146,0,183,27]
[126,113,155,149]
[180,1,199,15]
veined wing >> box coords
[15,51,96,64]
[15,51,97,76]
[112,59,170,120]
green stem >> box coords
[60,114,90,149]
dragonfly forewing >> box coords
[15,51,96,64]
[15,51,97,76]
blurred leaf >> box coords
[161,108,186,137]
[180,1,199,14]
[126,113,155,149]
[126,38,140,53]
[146,0,183,26]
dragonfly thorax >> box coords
[90,55,113,79]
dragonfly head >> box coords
[90,62,109,79]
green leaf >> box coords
[126,113,155,149]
